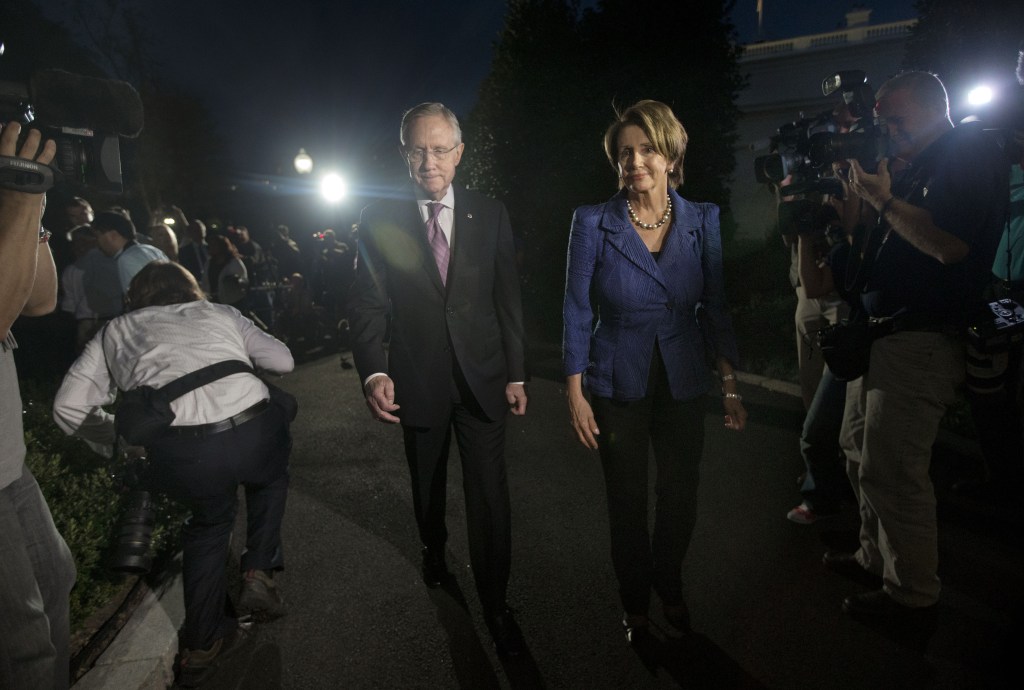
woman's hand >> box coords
[723,396,747,431]
[568,393,600,449]
[566,374,599,450]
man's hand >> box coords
[1,121,58,334]
[364,375,400,423]
[847,158,892,211]
[0,121,57,168]
[505,382,527,416]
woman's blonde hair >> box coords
[603,99,688,189]
[127,261,204,310]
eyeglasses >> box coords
[405,144,460,164]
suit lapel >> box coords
[658,192,701,281]
[449,190,476,291]
[601,193,665,288]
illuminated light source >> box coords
[967,85,994,107]
[320,173,347,203]
[162,216,175,225]
[294,148,313,174]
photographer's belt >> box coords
[165,399,270,438]
[869,314,959,336]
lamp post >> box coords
[294,148,313,175]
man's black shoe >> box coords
[486,608,525,657]
[823,550,883,589]
[420,547,449,588]
[842,589,936,621]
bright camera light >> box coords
[162,217,175,225]
[967,85,994,107]
[294,148,313,174]
[320,173,347,203]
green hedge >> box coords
[20,380,185,629]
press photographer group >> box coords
[753,65,1023,625]
[755,69,1023,366]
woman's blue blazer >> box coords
[562,188,739,402]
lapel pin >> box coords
[466,213,473,219]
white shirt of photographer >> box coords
[53,300,293,457]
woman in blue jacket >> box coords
[563,100,747,644]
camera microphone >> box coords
[28,69,143,137]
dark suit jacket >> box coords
[562,188,739,402]
[349,187,526,427]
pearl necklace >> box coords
[626,195,672,230]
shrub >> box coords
[19,381,185,629]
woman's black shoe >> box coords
[622,614,651,646]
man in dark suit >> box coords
[349,102,528,656]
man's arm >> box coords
[347,212,400,422]
[848,158,969,264]
[0,122,57,335]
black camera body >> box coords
[754,70,888,197]
[0,64,143,194]
[967,298,1024,353]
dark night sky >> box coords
[30,1,917,181]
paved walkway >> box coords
[72,353,1022,689]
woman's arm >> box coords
[563,208,601,449]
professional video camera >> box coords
[754,70,887,196]
[0,41,144,194]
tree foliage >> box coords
[463,0,745,342]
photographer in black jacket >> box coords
[824,72,1008,622]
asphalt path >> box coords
[196,351,1021,689]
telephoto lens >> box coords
[108,490,156,573]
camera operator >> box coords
[0,121,76,689]
[827,72,1009,622]
[782,101,858,410]
[787,200,859,524]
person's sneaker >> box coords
[786,501,837,525]
[237,569,286,621]
[176,627,250,688]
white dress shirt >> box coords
[416,185,456,246]
[53,300,293,457]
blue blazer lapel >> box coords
[600,194,665,288]
[658,191,702,280]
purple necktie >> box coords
[426,202,450,286]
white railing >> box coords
[740,19,916,61]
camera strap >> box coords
[0,156,58,193]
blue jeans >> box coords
[799,367,849,512]
[0,467,77,690]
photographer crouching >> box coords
[824,71,1009,626]
[53,261,295,687]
